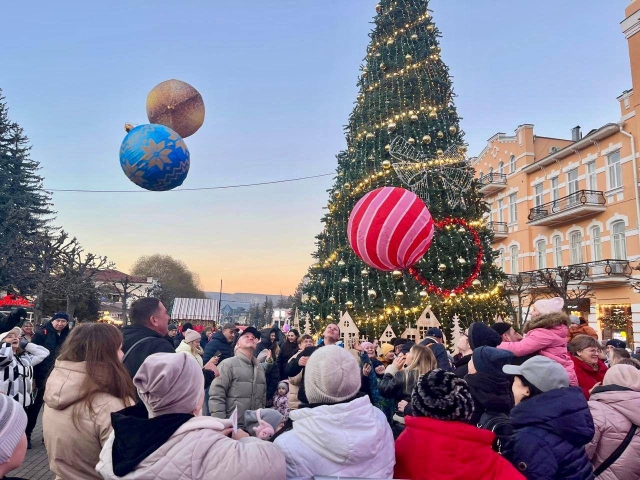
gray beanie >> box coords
[134,352,204,418]
[0,395,27,463]
[569,315,580,325]
[244,408,283,439]
[304,345,361,404]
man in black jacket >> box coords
[122,298,175,378]
[27,312,70,446]
[203,323,237,365]
[0,307,28,334]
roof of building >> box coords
[172,298,217,321]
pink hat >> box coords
[183,329,201,344]
[361,342,374,350]
[531,297,564,317]
[603,364,640,392]
[134,352,204,418]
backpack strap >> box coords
[122,337,157,364]
[594,424,638,477]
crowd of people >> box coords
[1,296,640,479]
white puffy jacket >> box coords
[274,395,395,480]
[0,342,49,407]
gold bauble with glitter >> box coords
[346,300,354,308]
[472,279,482,288]
[395,291,404,299]
[449,292,457,298]
[457,257,467,265]
[429,110,438,119]
[411,33,418,40]
[334,191,341,199]
[422,135,432,144]
[146,79,205,138]
[438,263,447,272]
[387,122,397,131]
[361,269,370,277]
[310,295,318,304]
[366,132,375,140]
[382,160,392,170]
[419,290,428,298]
[387,38,394,46]
[458,227,466,234]
[367,289,377,300]
[437,131,444,139]
[329,296,336,304]
[411,114,419,121]
[449,126,457,135]
[437,149,444,156]
[384,144,391,152]
[375,3,382,12]
[392,270,403,280]
[380,63,387,71]
[344,183,351,190]
[326,314,334,321]
[408,137,415,144]
[405,54,412,62]
[314,315,321,321]
[337,259,346,266]
[341,277,349,284]
[320,280,326,286]
[427,25,434,32]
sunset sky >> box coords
[1,0,629,294]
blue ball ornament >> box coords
[119,124,190,191]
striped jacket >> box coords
[0,342,49,407]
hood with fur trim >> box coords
[524,311,570,334]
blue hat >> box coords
[472,346,514,377]
[51,312,69,321]
[426,327,443,339]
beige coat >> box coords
[287,350,304,410]
[209,351,267,428]
[96,415,286,480]
[43,360,132,480]
[176,340,204,367]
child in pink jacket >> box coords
[498,297,578,386]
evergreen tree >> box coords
[0,89,55,292]
[298,1,510,338]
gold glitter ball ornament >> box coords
[146,79,205,138]
[438,263,447,272]
[368,289,377,299]
[382,160,392,170]
[422,135,432,144]
[392,270,403,280]
[346,300,354,308]
[437,131,444,139]
[472,279,482,288]
[449,126,457,135]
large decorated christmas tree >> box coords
[299,0,510,339]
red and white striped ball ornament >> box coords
[347,187,435,272]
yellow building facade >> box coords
[470,1,640,349]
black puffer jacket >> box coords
[378,366,419,416]
[203,331,234,365]
[32,320,70,388]
[464,372,514,427]
[121,325,175,378]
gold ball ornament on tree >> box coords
[419,290,428,298]
[438,263,447,272]
[334,191,341,199]
[384,144,391,152]
[146,79,205,138]
[427,25,434,32]
[437,131,444,139]
[449,126,457,135]
[367,289,377,300]
[344,183,351,190]
[382,160,392,170]
[497,282,505,289]
[387,38,394,46]
[395,291,404,299]
[375,3,382,12]
[326,314,334,321]
[337,259,346,266]
[457,257,467,265]
[366,132,375,140]
[341,277,350,284]
[314,315,321,321]
[346,300,354,308]
[411,114,419,121]
[387,122,397,131]
[380,63,387,71]
[329,296,336,304]
[437,149,444,156]
[405,54,413,62]
[408,137,416,145]
[411,33,419,40]
[392,270,403,280]
[472,279,482,288]
[429,110,438,119]
[422,135,432,144]
[310,295,319,304]
[361,269,370,277]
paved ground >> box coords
[9,413,55,480]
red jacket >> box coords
[571,355,608,399]
[395,416,525,480]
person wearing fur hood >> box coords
[498,297,578,386]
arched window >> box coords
[569,231,583,264]
[510,245,519,274]
[509,155,517,173]
[612,221,627,259]
[552,236,563,267]
[536,240,547,269]
[591,226,602,262]
[498,162,504,174]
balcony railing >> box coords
[528,190,606,226]
[505,260,631,290]
[478,173,507,194]
[488,221,508,240]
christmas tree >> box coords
[299,0,510,338]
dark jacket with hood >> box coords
[503,386,595,480]
[0,308,27,335]
[121,325,175,378]
[32,320,70,388]
[203,330,234,365]
[419,337,452,371]
[454,354,472,378]
[255,328,282,401]
[465,372,514,427]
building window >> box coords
[591,226,602,261]
[551,177,559,201]
[567,168,579,195]
[612,221,627,259]
[536,240,547,269]
[509,155,516,174]
[510,245,519,274]
[534,184,544,207]
[608,151,622,190]
[509,193,517,223]
[497,199,504,223]
[498,161,504,174]
[569,231,583,264]
[553,236,563,267]
[587,161,597,190]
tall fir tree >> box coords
[298,1,510,339]
[0,89,55,292]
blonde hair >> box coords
[402,345,437,394]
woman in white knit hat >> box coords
[274,345,395,479]
[175,329,205,367]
